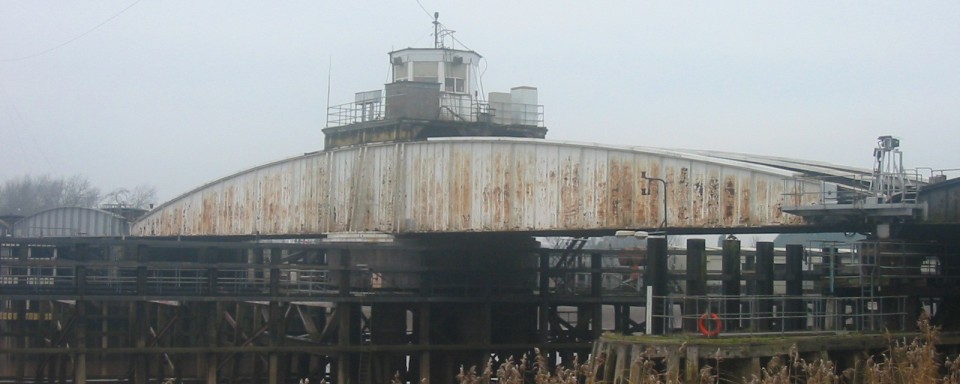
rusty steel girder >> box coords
[133,138,824,237]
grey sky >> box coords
[1,1,958,202]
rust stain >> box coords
[133,140,826,236]
[692,170,705,226]
[201,193,216,234]
[670,166,690,225]
[514,147,534,230]
[770,179,784,222]
[451,150,472,230]
[592,155,607,227]
[607,157,636,228]
[706,170,721,226]
[755,178,768,223]
[607,158,621,226]
[497,150,511,230]
[560,154,582,227]
[738,176,752,224]
[722,175,737,226]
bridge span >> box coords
[4,40,958,384]
[133,138,846,238]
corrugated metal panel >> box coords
[920,179,960,223]
[134,138,825,237]
[13,207,129,237]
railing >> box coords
[326,92,545,128]
[649,294,908,336]
[326,97,385,127]
[871,168,923,204]
[0,256,645,298]
[782,169,928,209]
[781,174,873,207]
[0,262,338,297]
[479,99,544,127]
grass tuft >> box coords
[454,312,958,383]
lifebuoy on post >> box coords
[698,312,722,337]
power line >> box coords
[413,0,434,20]
[0,0,144,63]
[0,81,54,174]
[446,28,474,52]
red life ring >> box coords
[698,312,722,337]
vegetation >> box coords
[455,349,586,384]
[0,174,156,215]
[744,313,956,384]
[453,313,959,384]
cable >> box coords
[0,0,144,62]
[413,0,433,20]
[446,27,475,52]
[476,57,487,101]
[0,81,54,173]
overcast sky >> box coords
[1,1,958,202]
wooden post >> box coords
[756,242,775,331]
[683,346,700,384]
[685,239,707,333]
[419,303,430,384]
[268,301,280,384]
[646,238,668,334]
[133,245,148,384]
[269,248,282,384]
[591,252,604,339]
[721,239,741,331]
[74,245,88,382]
[337,305,356,384]
[205,303,219,384]
[336,249,353,384]
[538,251,550,343]
[785,244,805,331]
[134,302,148,384]
[74,301,87,384]
[15,243,27,383]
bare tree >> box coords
[101,184,158,209]
[60,175,101,207]
[0,174,101,215]
[129,184,158,208]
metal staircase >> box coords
[549,237,588,295]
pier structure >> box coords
[3,229,959,383]
[3,35,960,383]
[592,234,959,383]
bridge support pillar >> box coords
[133,301,148,384]
[591,253,604,338]
[418,302,430,384]
[371,303,409,382]
[538,251,550,343]
[74,301,87,384]
[204,303,220,384]
[268,248,284,384]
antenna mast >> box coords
[433,12,441,48]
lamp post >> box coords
[640,171,667,233]
[614,171,668,239]
[618,171,668,335]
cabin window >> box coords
[392,62,408,82]
[413,62,438,83]
[444,77,465,93]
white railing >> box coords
[650,294,908,336]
